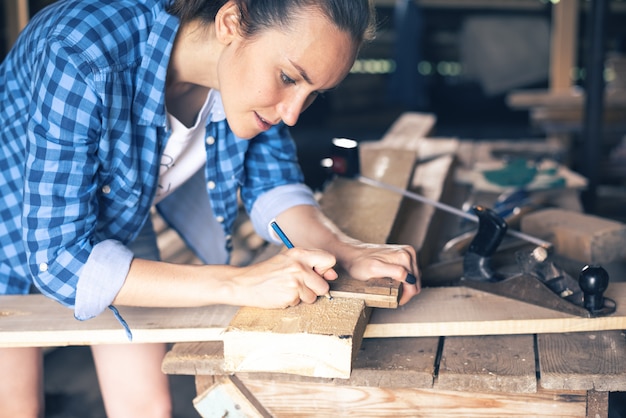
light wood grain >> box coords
[237,379,587,417]
[6,283,626,347]
[0,295,237,347]
[366,282,626,338]
[223,297,369,378]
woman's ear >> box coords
[215,1,243,45]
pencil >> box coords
[270,221,333,300]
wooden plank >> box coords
[538,330,626,391]
[349,336,440,388]
[365,283,626,338]
[0,295,236,347]
[389,139,458,267]
[549,0,579,92]
[436,335,537,393]
[6,284,626,348]
[237,379,588,417]
[507,89,626,109]
[362,112,437,150]
[223,297,369,378]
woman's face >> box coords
[216,9,358,139]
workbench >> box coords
[0,113,623,416]
[160,113,626,417]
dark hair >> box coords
[167,0,376,44]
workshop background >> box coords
[2,0,626,417]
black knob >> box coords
[578,264,610,313]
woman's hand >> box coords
[231,248,338,309]
[339,242,420,306]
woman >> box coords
[0,0,420,416]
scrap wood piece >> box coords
[538,330,626,391]
[365,283,626,338]
[436,334,537,393]
[193,374,272,418]
[0,295,236,347]
[223,297,369,379]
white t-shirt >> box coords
[155,89,225,204]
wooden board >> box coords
[437,335,537,393]
[223,297,369,379]
[5,283,626,347]
[365,282,626,338]
[538,330,626,391]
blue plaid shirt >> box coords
[0,0,315,322]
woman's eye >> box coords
[281,72,296,85]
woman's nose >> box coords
[277,94,308,127]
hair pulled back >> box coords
[167,0,376,45]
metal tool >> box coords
[458,206,615,318]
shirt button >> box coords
[216,216,224,223]
[206,136,215,145]
[207,181,216,190]
[225,234,232,241]
[102,185,111,194]
[39,262,48,272]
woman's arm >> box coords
[113,245,337,309]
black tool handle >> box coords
[463,205,508,282]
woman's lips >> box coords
[255,112,272,131]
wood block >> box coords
[520,208,626,264]
[223,297,369,378]
[538,330,626,391]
